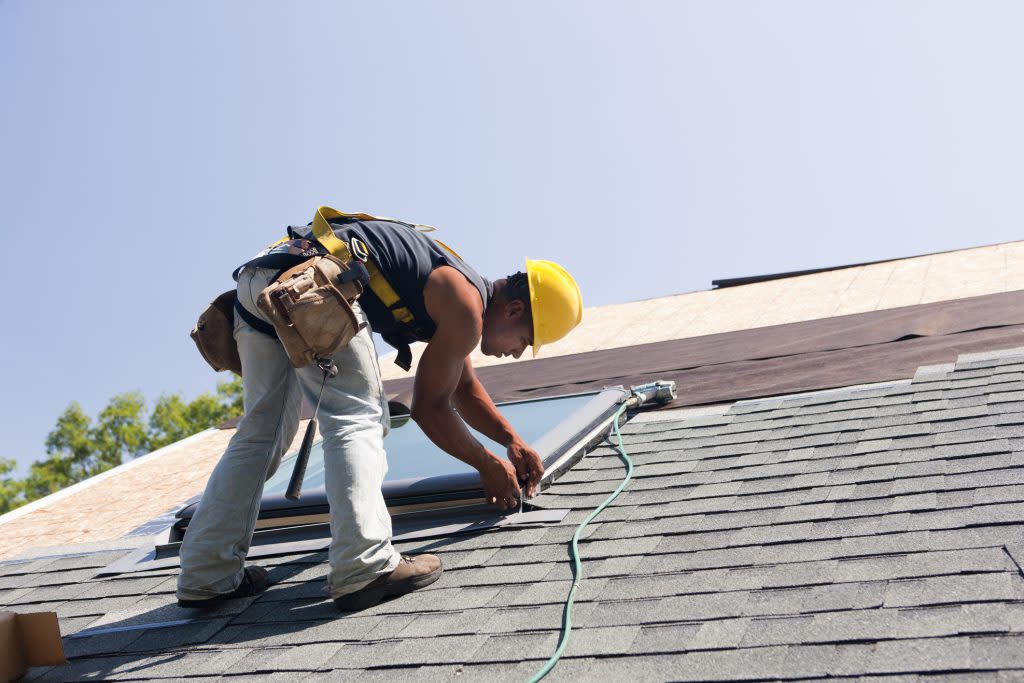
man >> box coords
[176,207,582,611]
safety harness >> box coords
[235,206,449,371]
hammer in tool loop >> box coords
[286,357,338,501]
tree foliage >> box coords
[149,379,241,450]
[0,377,243,515]
[0,458,23,515]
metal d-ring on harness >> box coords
[285,357,339,501]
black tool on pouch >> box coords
[286,357,339,501]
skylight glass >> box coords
[262,392,598,496]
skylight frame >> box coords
[170,387,629,537]
[99,386,636,576]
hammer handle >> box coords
[285,418,317,501]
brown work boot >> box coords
[333,554,442,612]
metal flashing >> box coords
[69,618,199,640]
[96,507,569,576]
[710,239,1017,290]
[712,260,891,289]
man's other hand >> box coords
[507,439,544,499]
[480,456,521,511]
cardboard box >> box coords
[0,611,66,683]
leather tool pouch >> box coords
[191,290,243,375]
[256,255,365,368]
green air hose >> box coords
[527,401,635,682]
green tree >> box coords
[30,402,93,496]
[148,379,243,450]
[0,458,24,515]
[91,392,149,474]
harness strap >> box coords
[312,206,420,370]
[231,253,305,281]
[234,298,278,339]
[232,237,322,282]
[381,333,414,371]
[242,206,448,371]
[365,261,415,326]
[312,207,413,321]
[367,262,416,370]
[310,205,405,261]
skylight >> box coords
[99,385,661,576]
[177,388,631,537]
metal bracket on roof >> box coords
[626,380,678,406]
[68,618,199,640]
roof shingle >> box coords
[6,346,1024,681]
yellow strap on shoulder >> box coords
[365,261,415,326]
[313,206,415,326]
[312,206,364,260]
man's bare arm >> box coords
[452,359,545,497]
[411,267,521,509]
[451,359,515,446]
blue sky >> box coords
[2,1,1023,473]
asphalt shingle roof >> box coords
[5,347,1024,681]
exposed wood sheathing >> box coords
[0,425,311,561]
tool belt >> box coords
[191,254,368,374]
[255,254,366,368]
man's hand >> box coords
[507,439,544,498]
[480,456,521,511]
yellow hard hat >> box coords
[526,259,583,356]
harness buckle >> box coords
[349,237,370,263]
